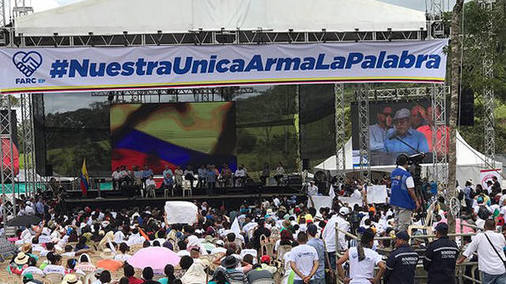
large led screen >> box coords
[351,99,449,166]
[111,102,237,173]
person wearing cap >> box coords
[384,231,419,284]
[215,255,248,283]
[457,219,506,284]
[307,224,325,284]
[336,228,385,284]
[369,106,393,151]
[384,108,429,155]
[390,153,420,232]
[23,273,43,284]
[259,255,277,274]
[288,231,319,284]
[322,206,350,270]
[423,222,459,284]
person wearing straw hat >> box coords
[14,251,30,266]
[61,274,83,284]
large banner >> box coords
[0,41,447,93]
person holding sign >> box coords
[389,154,420,232]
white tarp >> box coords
[366,185,388,204]
[315,132,503,185]
[16,0,426,36]
[164,201,198,225]
[0,41,447,94]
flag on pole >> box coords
[329,184,336,200]
[80,159,89,196]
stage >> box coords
[61,185,306,211]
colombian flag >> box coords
[80,159,89,196]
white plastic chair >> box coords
[182,179,192,197]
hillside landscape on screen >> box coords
[111,102,237,173]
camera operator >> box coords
[390,154,420,232]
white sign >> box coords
[308,195,333,211]
[367,185,388,204]
[480,169,502,189]
[0,40,447,94]
[164,201,198,225]
[338,196,363,207]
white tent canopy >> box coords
[315,131,503,185]
[16,0,426,36]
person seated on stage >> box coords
[274,162,285,186]
[197,165,207,189]
[112,167,122,191]
[161,167,174,191]
[145,175,156,197]
[174,166,184,190]
[220,164,233,188]
[184,165,196,189]
[142,165,153,184]
[132,166,143,190]
[234,166,246,187]
[119,165,130,188]
[260,163,270,186]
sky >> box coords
[32,0,457,13]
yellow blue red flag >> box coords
[80,159,89,195]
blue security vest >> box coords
[389,167,415,210]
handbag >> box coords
[483,232,506,269]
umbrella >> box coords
[6,215,41,227]
[127,247,180,272]
[96,259,123,272]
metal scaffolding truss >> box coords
[356,86,371,181]
[366,87,436,101]
[20,93,37,197]
[91,87,255,103]
[334,84,346,184]
[481,0,496,169]
[0,28,428,47]
[0,96,17,224]
[431,84,449,192]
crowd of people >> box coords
[1,156,505,283]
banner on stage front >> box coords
[0,40,448,93]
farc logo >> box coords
[12,51,42,77]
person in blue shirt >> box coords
[142,165,153,182]
[384,108,429,155]
[369,106,393,151]
[390,154,420,232]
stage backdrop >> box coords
[110,102,237,174]
[351,98,450,166]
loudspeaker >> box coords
[459,87,474,126]
[45,165,53,176]
[302,159,310,170]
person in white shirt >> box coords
[337,228,385,284]
[288,231,319,283]
[112,168,122,190]
[458,219,506,283]
[322,207,350,269]
[307,181,318,196]
[234,167,246,187]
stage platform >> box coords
[62,186,306,211]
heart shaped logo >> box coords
[12,51,43,77]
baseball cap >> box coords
[260,255,271,263]
[393,108,410,120]
[395,231,410,241]
[435,223,449,235]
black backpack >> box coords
[477,205,491,220]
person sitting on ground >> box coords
[123,264,143,284]
[215,255,248,283]
[42,252,65,276]
[158,264,176,284]
[247,263,275,284]
[141,267,159,284]
[74,254,96,273]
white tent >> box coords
[15,0,426,36]
[315,131,503,185]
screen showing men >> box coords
[351,99,449,166]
